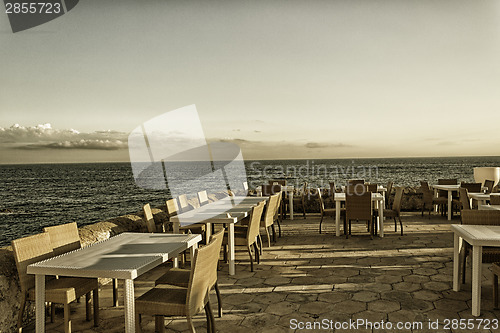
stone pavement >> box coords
[24,212,500,332]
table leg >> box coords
[447,190,452,221]
[289,191,294,220]
[190,242,198,260]
[434,188,439,212]
[379,198,384,237]
[124,279,135,333]
[472,245,483,316]
[228,223,235,275]
[335,200,340,237]
[453,233,461,291]
[205,223,211,245]
[35,274,45,333]
[172,222,179,268]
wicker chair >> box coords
[292,183,307,219]
[420,181,447,218]
[347,179,364,186]
[178,194,193,213]
[260,193,280,246]
[12,232,99,333]
[460,210,500,284]
[222,201,265,272]
[458,188,471,211]
[318,188,345,234]
[385,181,393,208]
[437,178,458,216]
[484,179,495,194]
[261,184,283,234]
[197,190,209,206]
[345,188,373,239]
[491,194,500,205]
[383,187,404,235]
[135,228,224,333]
[154,229,225,318]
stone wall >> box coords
[0,188,422,332]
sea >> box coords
[1,156,500,247]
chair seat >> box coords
[28,277,98,304]
[384,209,399,218]
[223,232,249,246]
[136,286,188,316]
[155,268,190,288]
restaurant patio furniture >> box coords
[135,230,223,333]
[382,187,404,235]
[345,189,373,239]
[27,232,201,333]
[318,187,345,234]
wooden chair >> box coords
[385,181,393,208]
[345,188,373,239]
[178,194,193,213]
[260,193,280,246]
[420,181,447,218]
[490,194,500,205]
[12,232,99,333]
[318,188,345,234]
[461,210,500,284]
[135,228,224,333]
[143,203,160,233]
[484,179,495,194]
[197,190,209,206]
[223,202,265,272]
[383,187,404,235]
[154,229,225,318]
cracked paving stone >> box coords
[265,301,300,316]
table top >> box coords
[451,225,500,246]
[27,233,201,280]
[334,192,384,202]
[171,196,265,225]
[431,184,461,191]
[468,192,490,200]
[479,204,500,211]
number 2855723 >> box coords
[5,2,62,14]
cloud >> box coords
[0,124,128,150]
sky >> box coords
[1,0,500,164]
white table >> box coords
[468,192,490,206]
[27,233,201,333]
[479,204,500,211]
[256,185,295,220]
[431,184,460,221]
[170,196,266,276]
[452,225,500,316]
[334,192,385,237]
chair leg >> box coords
[93,288,99,327]
[399,216,403,236]
[462,250,468,284]
[155,315,165,333]
[271,224,276,242]
[51,303,55,323]
[253,242,260,264]
[204,303,212,333]
[135,312,142,333]
[394,218,397,233]
[247,246,254,272]
[257,234,263,255]
[85,292,91,321]
[214,282,223,318]
[63,303,71,333]
[265,227,271,247]
[112,279,119,307]
[494,274,499,309]
[319,214,324,234]
[277,219,281,238]
[17,294,26,332]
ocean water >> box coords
[1,156,500,247]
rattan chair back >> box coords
[166,198,180,218]
[43,222,82,257]
[438,178,457,197]
[420,181,434,205]
[143,203,156,233]
[460,182,482,193]
[197,190,209,206]
[491,194,500,205]
[269,179,287,186]
[459,188,471,210]
[392,187,403,213]
[461,210,500,225]
[366,184,378,193]
[12,233,54,294]
[247,202,266,247]
[262,193,280,228]
[186,228,225,316]
[346,190,372,221]
[347,179,364,186]
[261,184,281,196]
[484,180,495,194]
